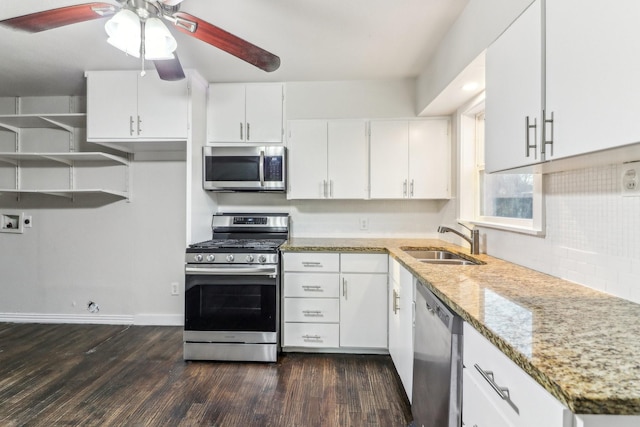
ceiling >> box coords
[0,0,469,97]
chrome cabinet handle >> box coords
[302,334,322,341]
[410,179,414,197]
[525,116,537,158]
[240,122,243,140]
[302,285,322,292]
[542,110,554,157]
[403,179,408,197]
[302,310,323,317]
[301,261,323,268]
[392,289,400,314]
[137,115,142,136]
[342,278,347,299]
[247,122,251,141]
[329,180,334,198]
[129,116,134,136]
[323,180,328,198]
[474,364,520,414]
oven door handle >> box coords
[185,265,278,277]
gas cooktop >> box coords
[187,238,285,252]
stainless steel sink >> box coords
[402,249,481,265]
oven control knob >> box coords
[245,255,254,263]
[194,254,203,262]
[258,255,267,264]
[226,254,235,262]
[206,254,215,262]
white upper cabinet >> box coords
[370,119,450,199]
[207,83,283,143]
[485,0,640,172]
[485,0,543,173]
[545,0,640,160]
[86,70,189,142]
[286,119,367,199]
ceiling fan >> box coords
[0,0,281,81]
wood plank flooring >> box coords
[0,323,412,426]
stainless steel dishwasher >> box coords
[411,281,462,427]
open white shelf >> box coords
[0,152,128,166]
[0,188,129,200]
[0,113,86,132]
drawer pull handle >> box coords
[302,310,323,317]
[302,334,322,341]
[302,285,322,291]
[474,364,520,414]
[301,261,323,268]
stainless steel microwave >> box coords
[203,145,286,192]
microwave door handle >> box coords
[259,150,265,187]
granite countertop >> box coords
[281,237,640,415]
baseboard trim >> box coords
[133,314,183,326]
[0,313,134,325]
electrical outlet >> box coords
[171,282,179,296]
[622,162,640,197]
[24,215,32,228]
[359,218,369,230]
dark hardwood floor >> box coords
[0,323,412,426]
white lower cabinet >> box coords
[463,323,572,427]
[282,252,388,351]
[388,257,415,401]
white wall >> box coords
[416,0,533,114]
[0,160,186,325]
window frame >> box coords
[457,92,545,236]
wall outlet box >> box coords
[171,282,179,296]
[0,212,24,233]
[359,218,369,230]
[622,162,640,197]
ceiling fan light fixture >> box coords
[144,17,177,60]
[105,9,141,57]
[105,9,176,60]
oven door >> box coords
[184,265,278,344]
[202,145,286,192]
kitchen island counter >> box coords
[281,237,640,416]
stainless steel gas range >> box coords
[183,212,289,362]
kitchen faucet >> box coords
[437,223,480,255]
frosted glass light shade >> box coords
[105,10,177,60]
[144,17,177,60]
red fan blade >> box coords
[0,3,117,33]
[154,54,186,81]
[171,12,280,72]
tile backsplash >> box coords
[482,163,640,304]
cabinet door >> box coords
[408,120,450,199]
[286,120,328,199]
[327,120,368,199]
[545,0,640,160]
[340,273,388,348]
[245,84,283,143]
[207,83,246,142]
[485,0,543,173]
[370,120,409,199]
[463,369,514,427]
[397,265,415,399]
[86,71,138,140]
[137,73,188,140]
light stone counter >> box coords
[281,237,640,415]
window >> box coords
[458,94,544,234]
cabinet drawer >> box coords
[283,273,340,298]
[283,323,340,348]
[283,252,340,272]
[463,323,570,427]
[284,298,340,323]
[463,369,514,427]
[341,253,388,273]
